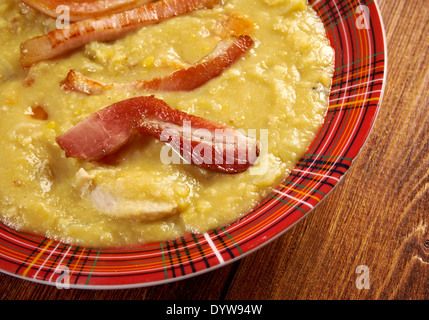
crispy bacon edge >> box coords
[20,0,221,67]
[56,96,260,174]
[21,0,154,22]
[61,35,255,95]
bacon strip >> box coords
[61,35,254,95]
[56,96,259,174]
[20,0,220,67]
[21,0,154,22]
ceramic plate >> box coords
[0,0,387,289]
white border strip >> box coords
[203,233,224,265]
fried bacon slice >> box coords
[20,0,220,67]
[56,96,259,174]
[61,35,254,95]
[21,0,154,22]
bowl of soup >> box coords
[0,0,386,288]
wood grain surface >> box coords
[1,0,428,300]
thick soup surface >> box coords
[0,0,334,247]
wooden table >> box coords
[1,0,428,300]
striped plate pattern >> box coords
[0,0,387,288]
